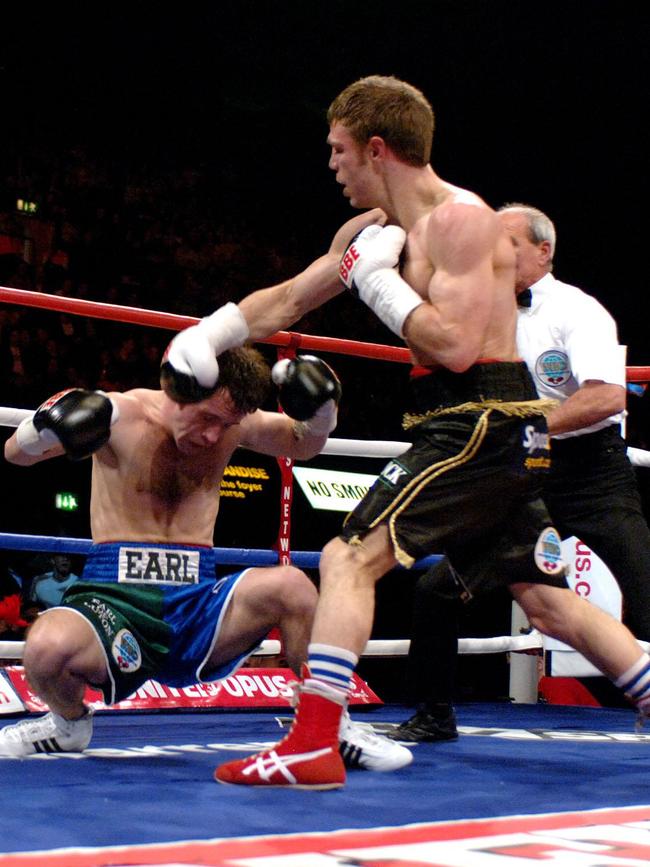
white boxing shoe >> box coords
[339,710,413,772]
[0,709,93,757]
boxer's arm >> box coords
[238,408,332,460]
[240,209,387,339]
[160,210,385,403]
[403,204,501,372]
[238,356,342,460]
[5,425,66,466]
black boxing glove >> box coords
[160,303,250,403]
[339,224,423,337]
[16,389,119,461]
[272,355,341,435]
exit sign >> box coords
[16,198,39,215]
[55,492,79,511]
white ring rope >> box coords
[2,636,541,660]
[321,437,409,458]
[0,633,542,661]
[0,407,33,427]
[1,634,648,662]
[1,406,649,466]
[627,447,650,468]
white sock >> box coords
[615,654,650,710]
[307,642,358,698]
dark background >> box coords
[2,1,649,352]
[1,2,648,698]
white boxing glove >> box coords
[339,225,423,337]
[160,303,250,403]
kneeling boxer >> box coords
[0,348,411,773]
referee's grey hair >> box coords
[498,202,556,263]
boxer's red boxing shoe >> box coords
[215,674,345,790]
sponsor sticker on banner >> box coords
[293,466,377,512]
[544,536,622,656]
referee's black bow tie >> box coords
[517,288,532,308]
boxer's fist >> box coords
[339,225,406,295]
[339,224,422,338]
[160,303,250,404]
[17,389,119,461]
[160,324,219,404]
[272,355,341,427]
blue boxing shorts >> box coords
[56,542,256,704]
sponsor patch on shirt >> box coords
[534,527,566,575]
[118,547,200,584]
[535,349,571,387]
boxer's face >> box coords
[170,389,246,453]
[327,122,376,209]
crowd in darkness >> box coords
[0,144,302,409]
[0,142,407,420]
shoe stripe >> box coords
[242,747,334,784]
[339,742,362,768]
[34,738,62,753]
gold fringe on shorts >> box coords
[402,398,559,431]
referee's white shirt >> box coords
[516,272,625,440]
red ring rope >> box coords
[0,286,410,364]
[2,285,649,379]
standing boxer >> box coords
[163,76,650,789]
[392,204,650,743]
[0,348,411,773]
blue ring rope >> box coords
[0,533,441,570]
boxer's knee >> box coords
[24,619,74,683]
[512,582,581,639]
[276,566,318,619]
[321,528,394,590]
[23,610,101,685]
[248,566,316,626]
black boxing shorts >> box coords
[340,362,568,594]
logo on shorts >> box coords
[83,597,117,639]
[112,628,141,672]
[380,460,409,486]
[118,547,200,584]
[534,527,566,575]
[535,350,571,387]
[522,423,551,471]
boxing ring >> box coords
[2,285,650,866]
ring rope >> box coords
[0,633,544,662]
[2,631,646,662]
[0,532,441,571]
[0,286,411,364]
[2,286,650,378]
